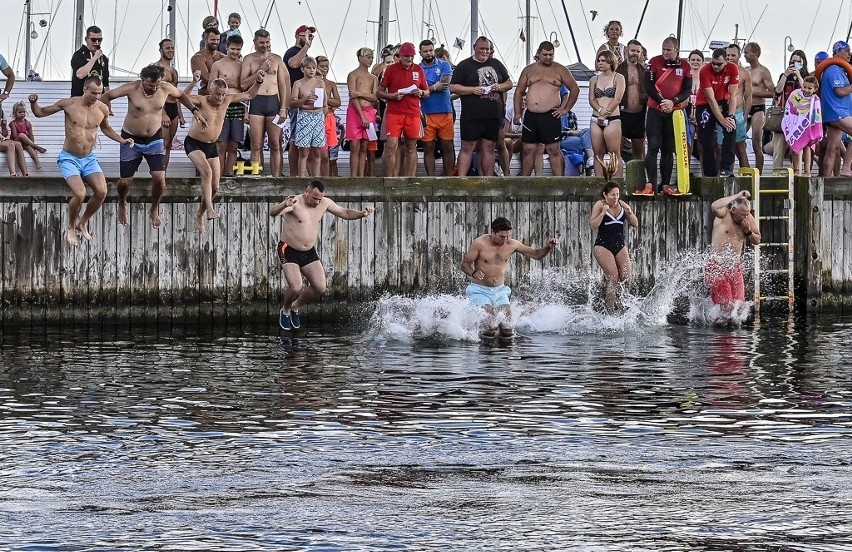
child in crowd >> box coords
[0,115,28,176]
[9,101,45,170]
[290,56,328,176]
[218,13,242,55]
[783,75,823,176]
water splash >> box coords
[369,249,760,341]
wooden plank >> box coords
[218,198,237,305]
[371,194,388,290]
[99,199,119,307]
[347,198,363,299]
[360,195,376,295]
[128,197,148,304]
[384,197,401,291]
[14,201,34,306]
[426,199,442,291]
[157,201,175,307]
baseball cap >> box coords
[833,40,850,55]
[399,42,416,56]
[295,24,316,37]
[815,51,830,64]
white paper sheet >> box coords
[397,84,418,95]
[366,123,378,141]
[272,114,288,128]
[313,87,325,108]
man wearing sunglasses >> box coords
[695,48,740,177]
[71,26,110,98]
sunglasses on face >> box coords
[88,37,102,43]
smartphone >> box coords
[593,116,609,127]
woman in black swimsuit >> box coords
[589,178,639,313]
[588,50,625,177]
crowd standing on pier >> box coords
[0,15,795,328]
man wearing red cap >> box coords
[378,42,429,177]
[284,24,317,175]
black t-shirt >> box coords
[450,56,510,121]
[70,45,110,97]
[283,46,304,87]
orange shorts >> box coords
[324,112,338,148]
[422,112,454,141]
[367,140,378,152]
[384,111,423,140]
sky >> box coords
[6,0,852,84]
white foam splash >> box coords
[368,249,765,341]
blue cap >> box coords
[833,41,850,55]
[816,51,830,64]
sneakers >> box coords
[290,310,301,329]
[662,185,680,196]
[634,183,654,195]
[279,309,291,331]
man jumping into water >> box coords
[707,189,761,323]
[29,76,132,246]
[270,180,375,331]
[461,217,558,338]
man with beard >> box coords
[720,43,752,172]
[450,36,513,177]
[512,40,578,176]
[210,34,247,176]
[156,38,183,169]
[419,40,455,175]
[184,74,265,233]
[240,29,290,176]
[695,48,739,178]
[190,27,224,96]
[616,39,647,162]
[284,25,316,176]
[378,42,429,177]
[101,64,203,228]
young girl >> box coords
[9,102,46,170]
[782,76,823,176]
[0,116,28,177]
[588,49,625,177]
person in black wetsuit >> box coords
[589,177,639,313]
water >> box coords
[2,264,852,550]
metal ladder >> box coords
[737,168,795,315]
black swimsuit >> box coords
[594,206,626,255]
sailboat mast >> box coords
[525,0,531,64]
[25,0,33,77]
[73,0,84,51]
[377,0,390,55]
[677,0,684,45]
[168,0,176,46]
[471,0,479,54]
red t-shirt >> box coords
[695,62,740,105]
[381,62,428,116]
[646,55,691,111]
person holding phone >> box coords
[771,50,809,170]
[71,26,110,98]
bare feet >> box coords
[194,211,206,234]
[76,222,92,241]
[150,207,162,229]
[67,228,79,247]
[35,162,41,170]
[840,170,852,177]
[36,146,47,153]
[205,208,220,221]
[117,199,129,226]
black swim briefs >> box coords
[183,135,218,159]
[164,102,179,120]
[277,241,320,268]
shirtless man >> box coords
[101,64,203,228]
[345,47,379,177]
[720,44,753,172]
[707,190,761,322]
[210,34,246,176]
[270,180,375,331]
[184,74,265,233]
[28,76,132,246]
[512,41,578,176]
[156,38,182,169]
[190,27,224,96]
[616,40,647,161]
[240,29,290,176]
[461,216,558,338]
[743,42,775,173]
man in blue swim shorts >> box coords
[461,216,559,338]
[29,76,132,246]
[101,64,201,228]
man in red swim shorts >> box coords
[706,189,761,322]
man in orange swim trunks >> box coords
[706,189,761,322]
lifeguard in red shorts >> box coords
[706,190,761,322]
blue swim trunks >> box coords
[57,149,103,180]
[716,108,747,144]
[466,283,511,307]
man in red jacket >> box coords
[638,37,692,195]
[695,48,740,177]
